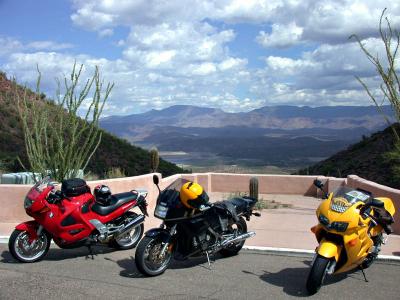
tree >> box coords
[17,63,114,182]
[351,8,400,181]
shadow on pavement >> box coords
[243,260,347,297]
[114,254,221,278]
[1,245,115,263]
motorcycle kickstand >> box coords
[204,251,216,270]
[358,266,368,282]
[86,244,96,260]
[205,251,212,270]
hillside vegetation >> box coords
[0,71,184,178]
[297,124,400,189]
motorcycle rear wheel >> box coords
[135,236,172,276]
[219,217,247,257]
[111,212,144,250]
[306,255,330,295]
[9,229,51,263]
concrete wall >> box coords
[0,173,398,233]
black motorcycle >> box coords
[135,175,260,276]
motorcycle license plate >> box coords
[154,203,168,219]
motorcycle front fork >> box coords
[29,225,44,248]
[160,224,177,256]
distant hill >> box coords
[101,104,394,134]
[100,104,394,170]
[0,72,184,178]
[297,124,399,189]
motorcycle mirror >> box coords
[153,175,159,185]
[313,179,324,189]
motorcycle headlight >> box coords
[318,213,329,225]
[154,202,168,219]
[24,196,34,209]
[329,222,349,232]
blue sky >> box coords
[1,0,399,116]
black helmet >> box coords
[94,184,111,205]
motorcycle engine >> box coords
[193,231,216,251]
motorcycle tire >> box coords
[135,236,172,276]
[110,212,144,250]
[219,217,247,257]
[306,255,330,295]
[9,229,51,263]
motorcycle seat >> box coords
[91,192,138,216]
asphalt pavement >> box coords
[0,244,399,300]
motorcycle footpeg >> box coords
[252,212,261,217]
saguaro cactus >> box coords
[150,147,159,173]
[249,177,259,200]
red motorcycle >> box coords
[9,176,148,262]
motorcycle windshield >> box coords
[154,178,189,219]
[32,176,53,193]
[159,178,190,206]
[330,187,371,213]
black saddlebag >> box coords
[61,178,90,197]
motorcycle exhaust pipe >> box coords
[221,231,256,247]
[116,214,145,236]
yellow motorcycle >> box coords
[306,180,395,295]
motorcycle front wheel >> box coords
[306,255,330,295]
[135,236,172,276]
[9,229,51,263]
[219,217,247,257]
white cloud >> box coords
[26,41,74,51]
[256,22,303,48]
[191,62,217,76]
[98,28,114,38]
[2,1,400,115]
[0,37,23,56]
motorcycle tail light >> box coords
[24,197,34,209]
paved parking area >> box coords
[0,244,399,300]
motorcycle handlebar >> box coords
[362,198,384,212]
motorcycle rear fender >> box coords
[317,239,342,262]
[145,228,171,243]
[15,220,39,240]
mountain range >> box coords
[101,104,394,137]
[100,104,394,169]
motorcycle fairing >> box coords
[15,220,39,241]
[317,239,342,261]
[144,228,171,243]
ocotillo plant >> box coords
[17,63,114,182]
[351,8,400,181]
[249,177,259,200]
[150,147,159,173]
